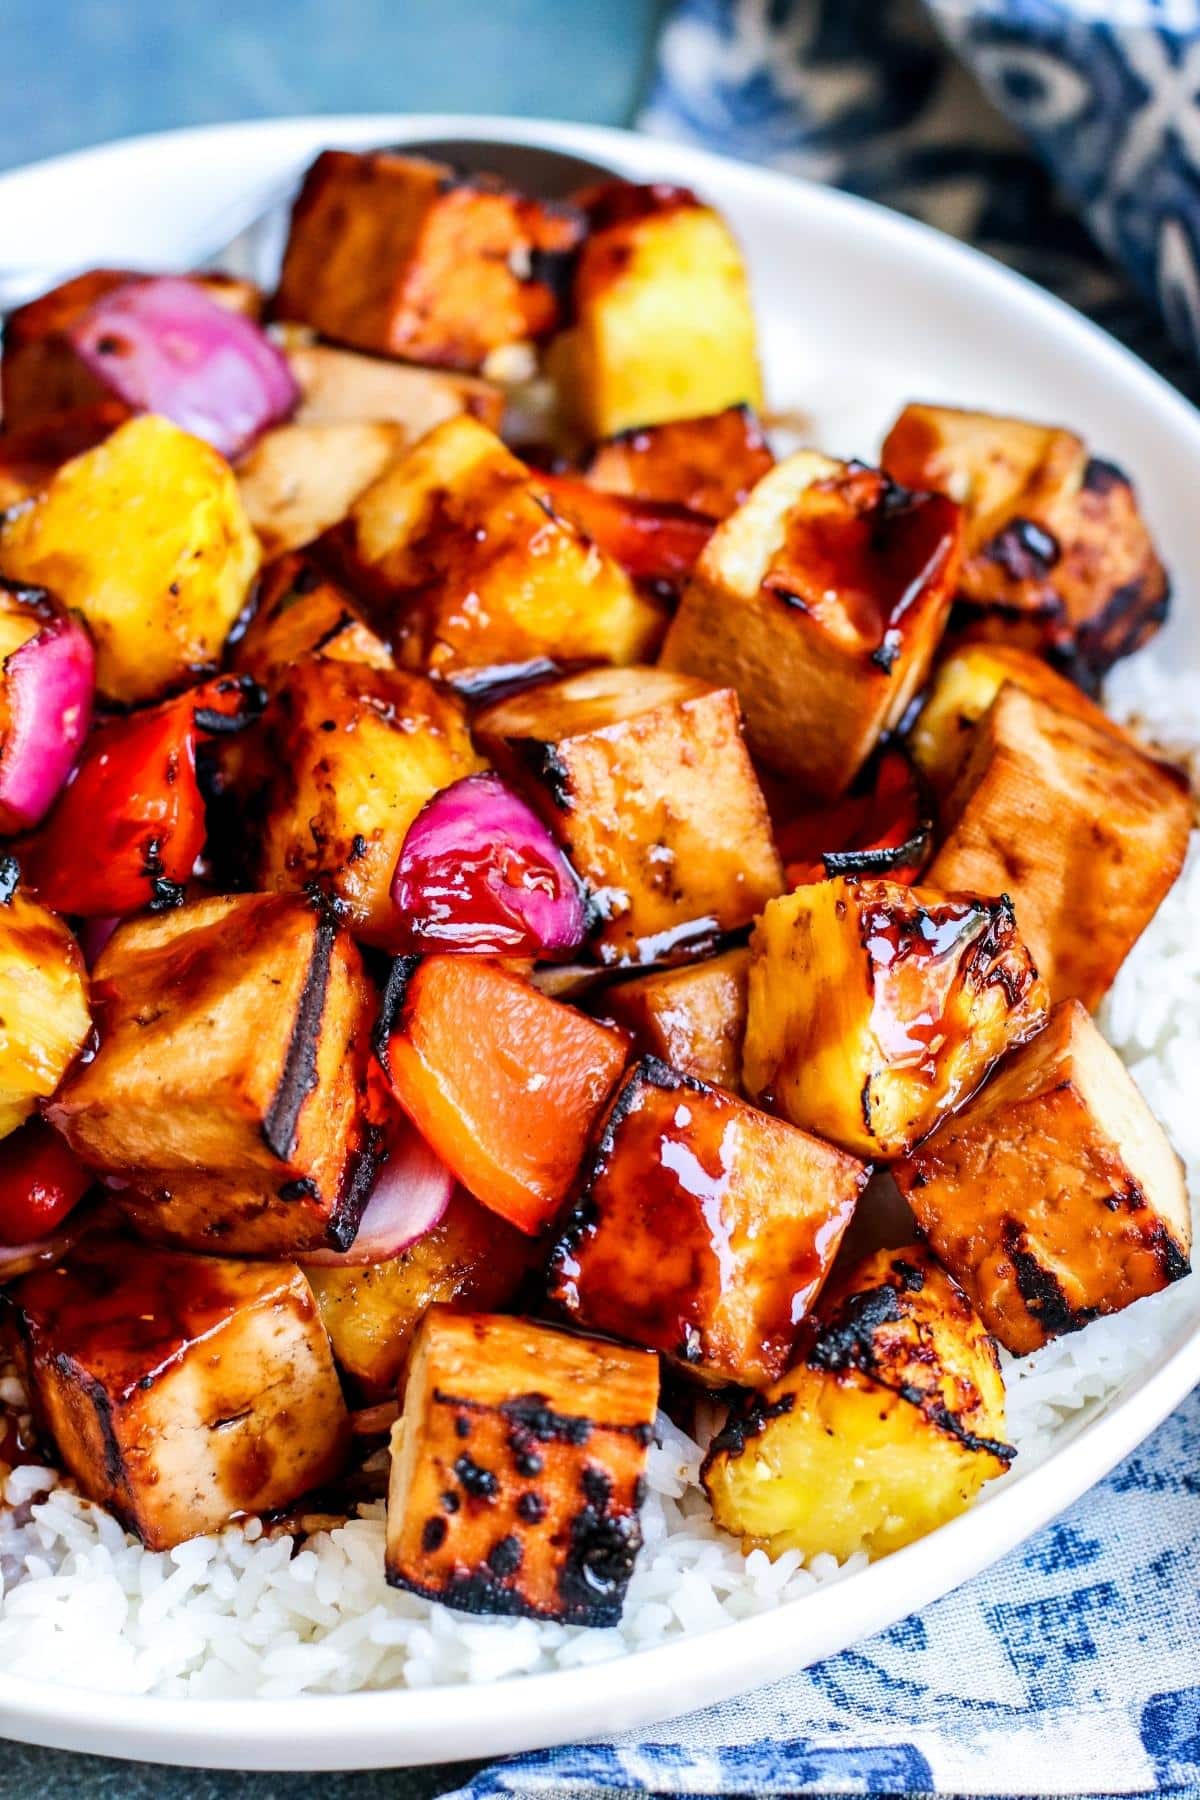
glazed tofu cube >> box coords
[743,877,1048,1159]
[0,415,260,704]
[895,1000,1191,1354]
[48,894,376,1253]
[231,551,394,691]
[385,1308,658,1623]
[8,1238,349,1548]
[288,341,503,433]
[237,420,408,559]
[661,454,962,793]
[882,403,1168,682]
[702,1245,1013,1561]
[602,947,750,1090]
[273,150,582,371]
[0,876,91,1140]
[584,404,774,519]
[307,1189,540,1398]
[548,1058,868,1386]
[321,415,662,687]
[476,666,784,966]
[245,658,480,943]
[927,683,1191,1009]
[0,401,132,511]
[550,184,763,438]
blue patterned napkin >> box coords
[451,6,1200,1794]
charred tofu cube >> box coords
[231,552,394,691]
[743,877,1048,1159]
[8,1238,349,1548]
[273,150,582,372]
[548,1058,868,1386]
[476,666,784,966]
[895,1000,1191,1354]
[882,403,1168,682]
[0,877,92,1140]
[307,1188,540,1398]
[927,683,1191,1009]
[244,658,479,943]
[321,415,662,686]
[48,894,376,1254]
[550,184,763,438]
[583,404,774,519]
[237,420,408,560]
[661,454,962,793]
[602,948,750,1091]
[385,1308,658,1623]
[288,341,503,433]
[702,1245,1013,1561]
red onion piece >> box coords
[390,771,589,957]
[0,1215,87,1283]
[68,277,298,461]
[78,914,121,969]
[300,1122,452,1267]
[0,615,95,834]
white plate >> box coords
[0,114,1197,1772]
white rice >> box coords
[0,665,1194,1700]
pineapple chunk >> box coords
[10,1237,348,1548]
[476,666,783,966]
[661,454,962,793]
[237,420,408,560]
[48,894,376,1254]
[321,415,663,686]
[603,947,750,1090]
[0,871,91,1140]
[927,683,1191,1009]
[702,1245,1013,1562]
[584,404,774,518]
[231,551,394,691]
[0,415,259,704]
[551,184,763,438]
[895,1000,1190,1354]
[743,876,1048,1159]
[386,1308,658,1623]
[548,1057,867,1386]
[288,341,503,433]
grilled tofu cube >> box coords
[602,948,750,1090]
[551,184,763,438]
[385,1308,658,1623]
[274,149,582,371]
[743,877,1048,1159]
[476,666,784,966]
[548,1058,868,1386]
[245,658,479,943]
[702,1245,1013,1561]
[231,552,394,691]
[661,454,962,793]
[307,1189,539,1398]
[0,401,132,510]
[321,415,662,686]
[0,415,259,704]
[895,1000,1191,1354]
[288,341,503,433]
[8,1238,349,1547]
[882,403,1168,682]
[0,874,91,1140]
[48,894,376,1253]
[584,404,774,519]
[927,683,1191,1009]
[237,420,408,560]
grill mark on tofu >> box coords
[1000,1217,1099,1340]
[262,907,337,1161]
[325,1119,387,1252]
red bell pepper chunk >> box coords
[776,744,934,890]
[0,1118,91,1245]
[537,471,714,587]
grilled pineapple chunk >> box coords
[232,552,394,691]
[584,404,774,518]
[321,415,662,686]
[476,666,783,966]
[9,1238,349,1548]
[927,683,1191,1009]
[896,1000,1190,1354]
[48,894,376,1254]
[0,415,259,704]
[288,341,503,433]
[307,1189,538,1398]
[702,1245,1013,1561]
[386,1309,658,1623]
[245,657,479,943]
[603,947,750,1090]
[237,420,408,559]
[661,454,962,793]
[882,403,1168,682]
[551,184,762,438]
[744,877,1048,1159]
[0,874,91,1140]
[548,1058,867,1386]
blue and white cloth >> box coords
[453,6,1200,1794]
